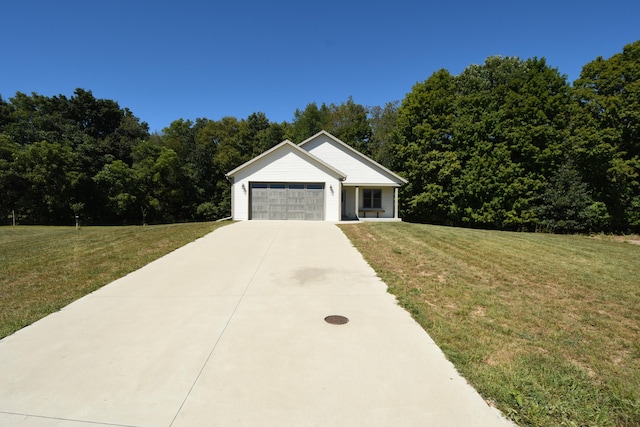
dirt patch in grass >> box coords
[593,233,640,245]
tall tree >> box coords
[392,69,459,224]
[12,140,79,224]
[0,134,23,222]
[0,89,150,224]
[536,161,610,233]
[368,101,399,165]
[393,57,573,230]
[287,102,331,143]
[572,40,640,231]
[453,56,572,229]
[93,160,139,222]
[327,97,372,155]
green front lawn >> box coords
[0,222,229,339]
[339,222,640,427]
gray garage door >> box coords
[250,183,324,220]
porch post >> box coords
[355,186,359,219]
[394,187,399,219]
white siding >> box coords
[358,186,395,219]
[231,145,341,221]
[342,186,397,219]
[302,134,400,186]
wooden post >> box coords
[12,210,16,226]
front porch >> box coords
[340,185,401,222]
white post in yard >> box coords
[355,186,359,219]
[394,187,399,219]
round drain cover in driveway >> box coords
[324,315,349,325]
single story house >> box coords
[225,130,408,221]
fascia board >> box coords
[341,182,401,187]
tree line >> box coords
[1,40,638,233]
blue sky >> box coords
[2,1,639,133]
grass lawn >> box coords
[0,221,229,339]
[339,222,640,427]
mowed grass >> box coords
[339,222,640,427]
[0,222,229,339]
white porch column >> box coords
[394,187,399,219]
[355,186,359,219]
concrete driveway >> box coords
[0,221,513,426]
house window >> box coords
[363,189,382,209]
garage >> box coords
[250,183,325,220]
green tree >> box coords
[392,69,459,224]
[453,56,571,229]
[95,140,184,224]
[287,102,331,143]
[572,40,640,232]
[368,101,399,165]
[0,89,150,224]
[288,98,374,155]
[0,134,24,222]
[393,57,573,230]
[171,116,244,220]
[93,160,138,221]
[12,140,79,224]
[0,96,11,129]
[327,97,372,155]
[536,162,610,233]
[161,118,197,159]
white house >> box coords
[225,130,407,221]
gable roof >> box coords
[298,130,408,185]
[225,139,347,179]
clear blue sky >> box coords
[2,0,639,133]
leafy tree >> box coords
[93,160,138,221]
[454,56,571,229]
[12,140,79,224]
[393,57,573,230]
[4,92,42,145]
[0,134,23,222]
[327,97,372,156]
[161,118,197,159]
[96,140,183,225]
[0,89,150,224]
[242,112,271,156]
[536,161,609,233]
[287,102,331,143]
[288,98,374,155]
[102,107,149,164]
[180,116,238,219]
[0,96,11,129]
[368,101,399,165]
[392,69,459,224]
[572,40,640,232]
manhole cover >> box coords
[324,315,349,325]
